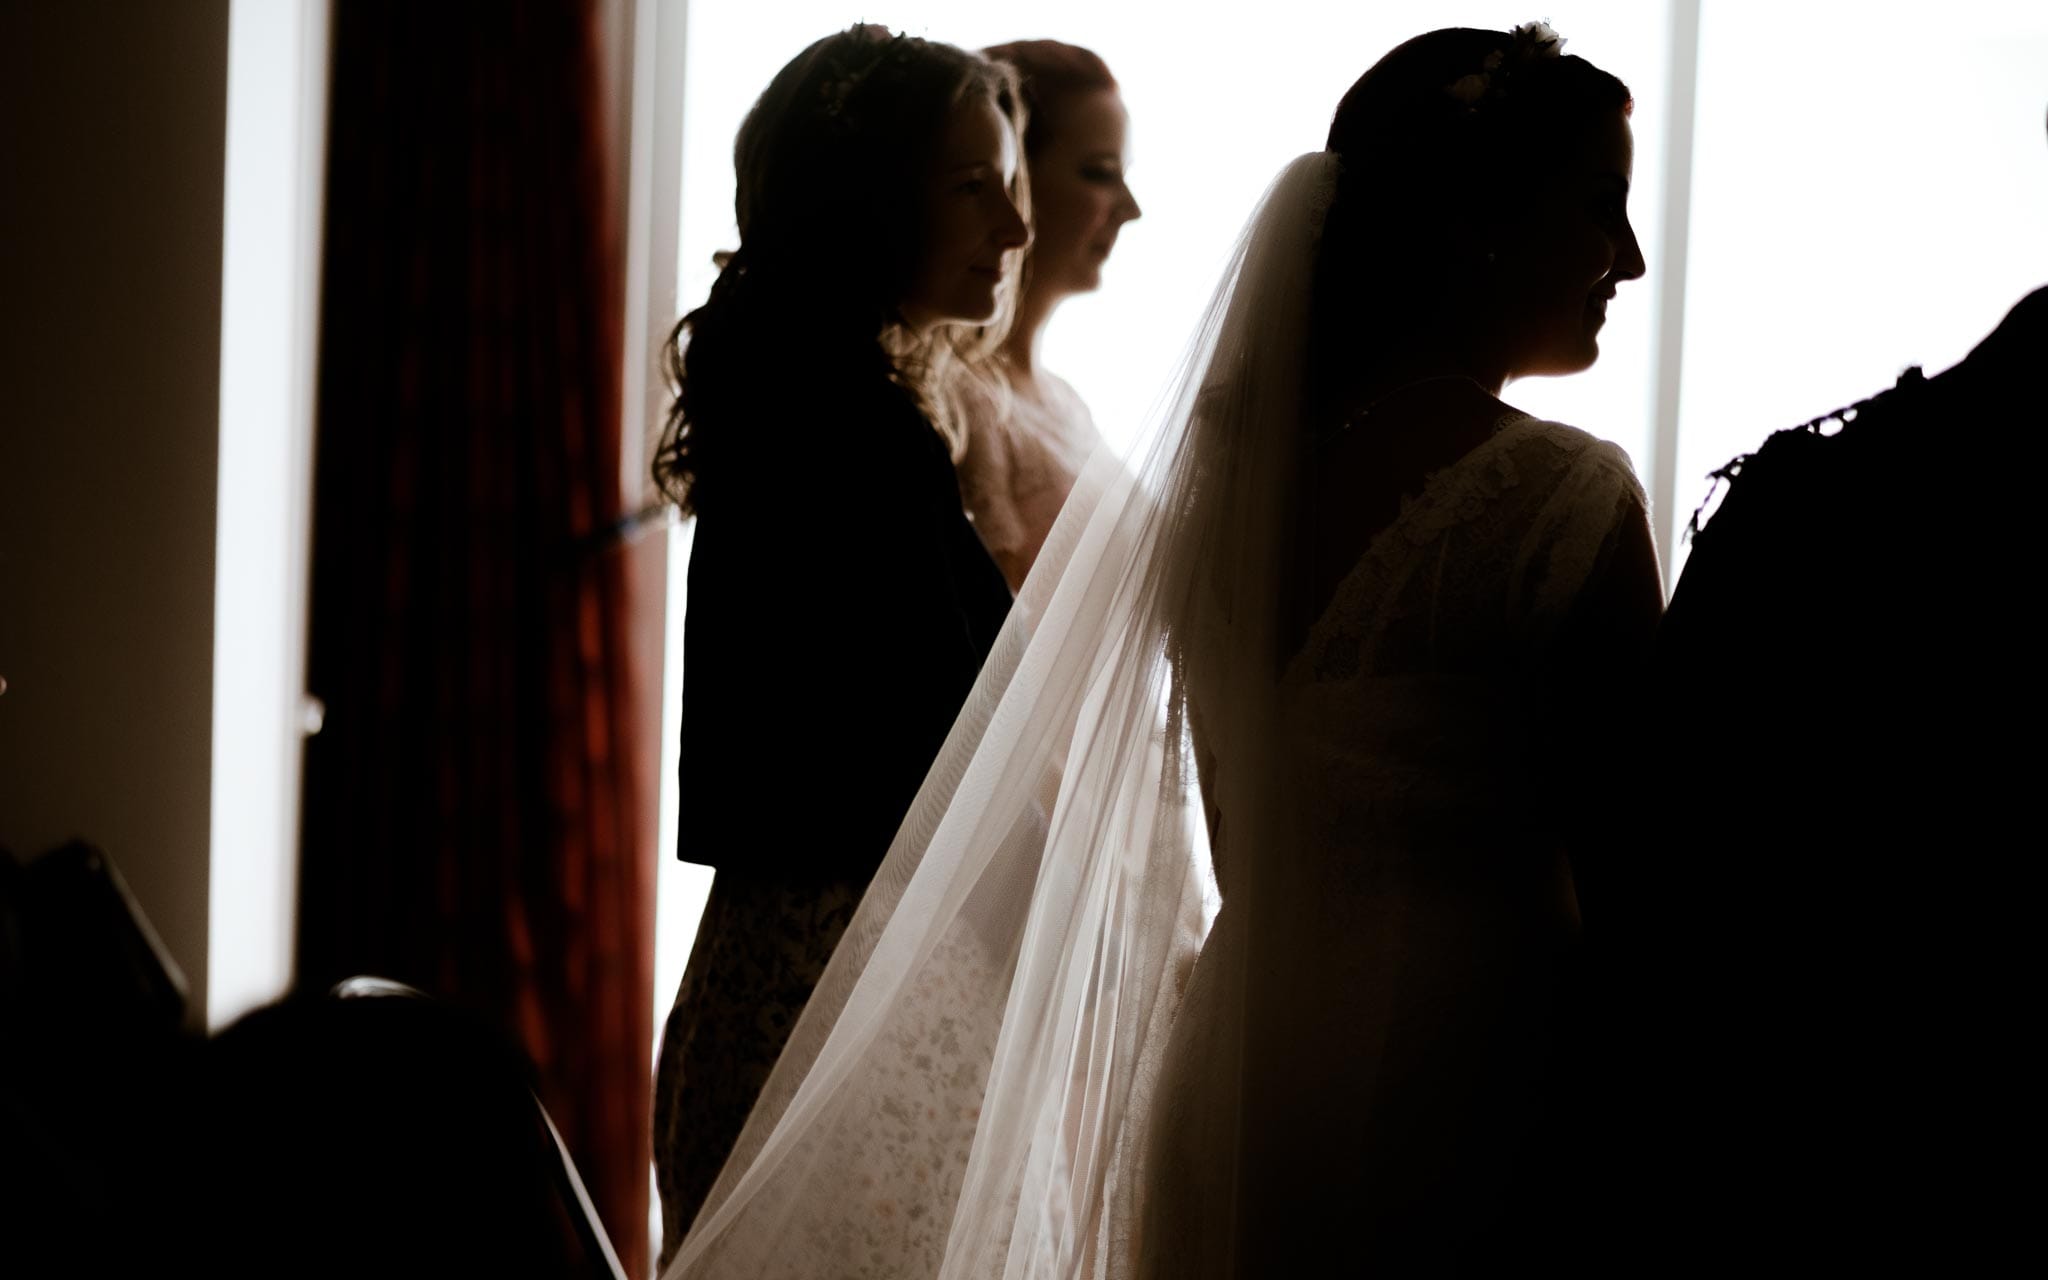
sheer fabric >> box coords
[662,153,1648,1279]
[665,416,1213,1280]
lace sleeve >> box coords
[1508,432,1652,647]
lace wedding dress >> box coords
[660,153,1651,1280]
[1144,414,1647,1275]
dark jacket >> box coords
[675,380,1012,879]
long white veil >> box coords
[664,151,1337,1280]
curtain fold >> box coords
[297,3,651,1272]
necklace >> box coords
[1326,373,1493,439]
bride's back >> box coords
[1152,406,1649,1268]
[1296,378,1527,659]
[1145,27,1658,1276]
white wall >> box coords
[0,0,234,1021]
[208,0,329,1030]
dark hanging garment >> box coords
[1614,288,2046,1272]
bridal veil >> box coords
[662,151,1339,1280]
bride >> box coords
[666,24,1661,1278]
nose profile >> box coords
[1614,220,1647,283]
[995,192,1031,252]
[1121,182,1143,223]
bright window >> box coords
[1672,0,2048,567]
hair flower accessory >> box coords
[1445,23,1564,110]
[817,25,901,119]
[1513,21,1565,60]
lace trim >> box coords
[1286,412,1543,685]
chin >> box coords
[1560,330,1603,373]
[1042,254,1100,297]
[1523,345,1599,379]
[938,290,1000,328]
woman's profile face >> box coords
[901,93,1031,331]
[1493,108,1646,378]
[1025,89,1142,298]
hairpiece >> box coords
[1444,21,1565,111]
[818,25,902,120]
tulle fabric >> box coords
[661,153,1341,1280]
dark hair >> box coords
[1310,25,1633,416]
[653,26,1023,515]
[982,39,1118,158]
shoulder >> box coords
[1504,417,1646,507]
[993,373,1101,474]
[1495,421,1663,628]
[1038,371,1089,418]
[1040,374,1103,450]
[711,379,942,505]
[1505,416,1627,466]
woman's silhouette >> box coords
[646,26,1027,1265]
[958,40,1142,591]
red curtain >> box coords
[297,2,653,1272]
